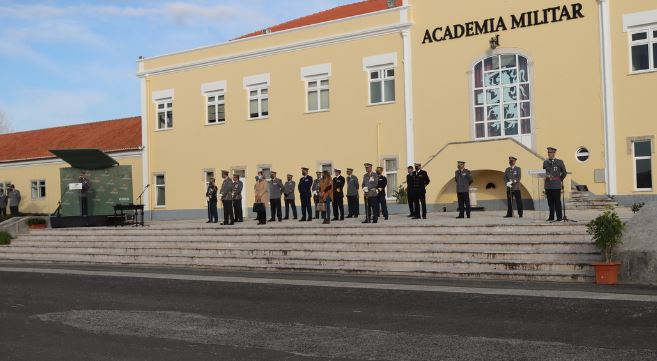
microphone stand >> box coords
[560,180,577,223]
[136,184,149,206]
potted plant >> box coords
[0,231,11,245]
[26,217,47,230]
[586,206,625,285]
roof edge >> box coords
[0,116,140,137]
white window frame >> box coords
[155,100,173,131]
[154,173,166,208]
[367,66,396,105]
[247,86,269,120]
[633,140,653,192]
[319,162,333,175]
[472,53,533,143]
[30,179,46,200]
[203,169,215,205]
[258,165,272,181]
[383,158,398,200]
[305,77,330,113]
[205,91,226,125]
[628,25,657,74]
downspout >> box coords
[401,2,415,167]
[598,0,618,196]
[138,59,152,218]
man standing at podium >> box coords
[79,171,90,216]
[543,147,567,222]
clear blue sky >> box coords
[0,0,356,132]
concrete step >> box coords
[10,240,597,253]
[0,246,601,263]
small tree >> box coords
[586,206,625,263]
[0,110,13,134]
[393,185,408,204]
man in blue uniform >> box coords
[298,167,313,222]
[543,147,567,221]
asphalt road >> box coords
[1,265,656,361]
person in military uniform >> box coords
[232,174,244,222]
[268,171,284,222]
[543,147,567,222]
[283,174,297,220]
[79,171,91,216]
[376,166,389,220]
[332,169,345,221]
[455,161,473,219]
[206,177,219,223]
[504,156,523,218]
[345,168,359,218]
[362,163,380,224]
[406,166,416,217]
[0,189,6,220]
[219,170,235,225]
[312,171,322,220]
[298,167,313,222]
[412,163,431,219]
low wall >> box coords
[618,202,657,286]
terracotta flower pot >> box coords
[29,224,47,230]
[592,262,620,285]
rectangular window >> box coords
[259,166,271,180]
[307,78,330,112]
[630,27,657,72]
[155,174,166,207]
[384,158,398,199]
[248,87,269,119]
[30,179,46,199]
[634,140,653,190]
[369,67,395,104]
[204,170,215,190]
[320,163,333,175]
[206,93,225,124]
[156,101,173,130]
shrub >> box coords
[631,202,645,213]
[26,217,46,226]
[586,206,625,263]
[393,185,408,204]
[0,231,12,245]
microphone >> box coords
[145,184,150,188]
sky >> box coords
[0,0,357,132]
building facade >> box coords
[137,0,657,219]
[0,117,143,215]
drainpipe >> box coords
[598,0,617,196]
[138,60,152,218]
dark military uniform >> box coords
[346,171,360,218]
[284,178,297,220]
[377,173,389,220]
[332,174,345,220]
[298,171,313,221]
[206,182,219,223]
[504,161,523,218]
[543,150,567,221]
[312,175,322,219]
[406,168,416,217]
[219,175,235,225]
[455,164,473,218]
[412,167,431,219]
[79,176,90,216]
[232,178,243,222]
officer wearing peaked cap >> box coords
[219,170,235,225]
[543,147,567,221]
[504,156,523,218]
[455,161,473,219]
[345,168,360,218]
[232,173,244,223]
[332,168,345,221]
[412,162,430,219]
[298,167,313,221]
[269,171,284,222]
[362,163,380,223]
[284,174,297,220]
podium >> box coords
[528,169,546,220]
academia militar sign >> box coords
[422,3,585,44]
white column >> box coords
[598,0,618,196]
[401,29,415,166]
[139,70,150,211]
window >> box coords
[154,174,166,207]
[156,101,173,130]
[259,166,271,180]
[30,180,46,199]
[320,163,333,174]
[633,140,653,190]
[204,170,215,189]
[307,78,330,112]
[384,158,398,199]
[206,93,225,124]
[630,27,657,72]
[576,147,590,163]
[473,54,532,141]
[369,67,395,104]
[248,87,269,119]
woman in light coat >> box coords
[319,170,333,224]
[254,171,269,225]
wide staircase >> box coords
[0,221,601,282]
[566,190,619,210]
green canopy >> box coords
[50,149,119,170]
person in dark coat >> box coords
[412,163,430,219]
[376,166,389,220]
[298,167,313,222]
[504,156,523,218]
[232,174,244,222]
[543,147,567,221]
[332,169,345,221]
[345,168,359,218]
[406,166,415,217]
[206,177,219,223]
[455,161,473,219]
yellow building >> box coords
[0,117,143,215]
[137,0,657,219]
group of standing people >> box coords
[0,184,21,219]
[205,171,244,225]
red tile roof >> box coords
[236,0,403,40]
[0,116,141,163]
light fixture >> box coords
[489,35,500,49]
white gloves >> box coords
[363,187,369,193]
[506,181,513,188]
